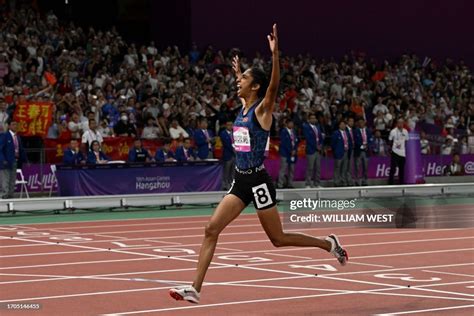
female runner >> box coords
[170,24,348,304]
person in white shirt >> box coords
[147,41,158,56]
[169,119,189,140]
[374,111,389,132]
[372,97,389,116]
[388,118,409,185]
[300,80,314,102]
[81,119,103,150]
[97,119,113,138]
[141,118,161,140]
[441,137,453,155]
[420,131,431,155]
[460,136,469,154]
[469,123,474,154]
[68,113,85,139]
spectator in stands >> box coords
[2,5,472,175]
[155,139,176,162]
[0,121,27,199]
[332,120,350,187]
[219,120,235,190]
[460,136,469,154]
[300,80,314,103]
[86,140,110,164]
[128,139,152,163]
[114,112,137,137]
[441,137,454,155]
[468,123,474,154]
[68,113,84,139]
[444,153,464,176]
[374,111,389,134]
[420,131,431,155]
[372,97,389,116]
[63,139,84,165]
[350,97,366,120]
[388,118,409,185]
[303,113,323,188]
[98,119,113,138]
[0,97,7,133]
[78,143,89,163]
[157,115,171,138]
[278,118,298,188]
[169,119,189,140]
[345,117,355,186]
[194,118,214,160]
[81,119,103,150]
[372,130,388,157]
[354,118,372,186]
[141,118,161,140]
[175,138,195,162]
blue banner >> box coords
[56,162,223,196]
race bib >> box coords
[233,126,251,152]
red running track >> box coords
[0,212,473,315]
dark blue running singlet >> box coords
[233,100,269,169]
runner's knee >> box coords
[204,222,221,239]
[269,234,285,247]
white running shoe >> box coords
[169,285,200,304]
[326,234,348,266]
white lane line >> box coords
[99,290,474,315]
[0,228,465,248]
[348,261,394,268]
[2,266,474,303]
[1,235,471,260]
[2,234,469,291]
[2,263,472,289]
[10,202,473,229]
[422,270,474,279]
[144,240,182,245]
[99,292,352,315]
[95,234,128,240]
[0,272,182,285]
[0,213,254,227]
[264,253,313,260]
[0,243,471,271]
[49,229,80,234]
[374,304,474,315]
[318,274,474,299]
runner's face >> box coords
[237,69,256,98]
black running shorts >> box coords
[227,165,277,211]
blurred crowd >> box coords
[0,6,473,157]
